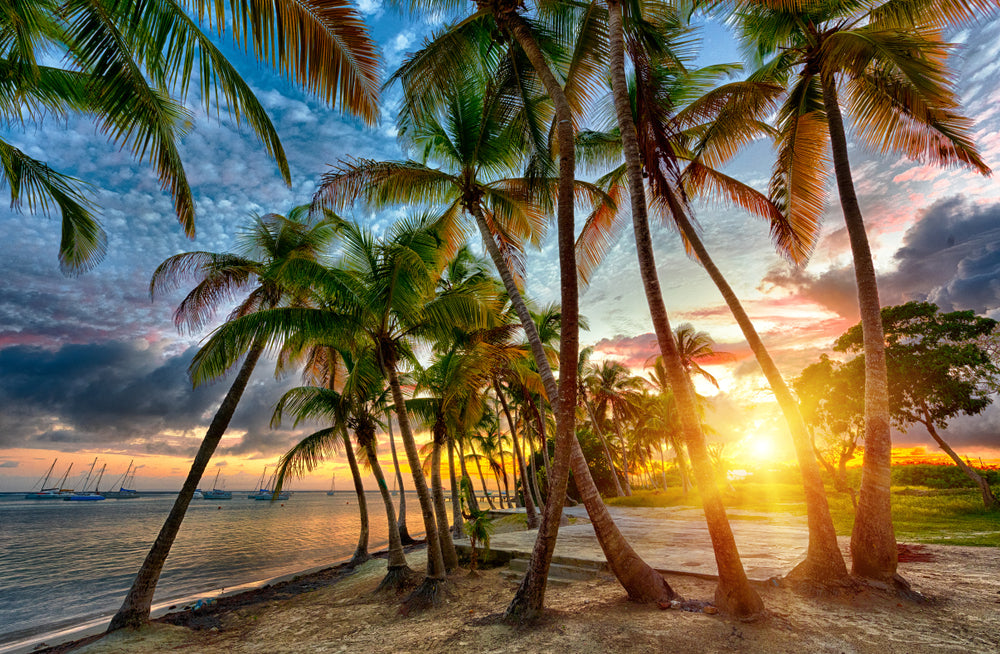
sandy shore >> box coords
[39,541,1000,654]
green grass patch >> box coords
[605,483,1000,546]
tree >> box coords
[735,0,991,583]
[4,0,377,272]
[271,344,418,590]
[836,302,1000,509]
[109,207,338,631]
[603,0,763,615]
[189,216,494,609]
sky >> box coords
[1,6,999,491]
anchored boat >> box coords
[203,469,233,500]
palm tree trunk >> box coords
[501,11,584,620]
[385,357,446,608]
[538,401,552,490]
[659,442,668,489]
[472,450,494,509]
[431,424,460,571]
[524,417,545,510]
[584,395,624,496]
[606,0,762,617]
[363,440,414,590]
[387,416,416,545]
[343,429,370,567]
[821,75,897,583]
[674,212,847,580]
[612,411,632,496]
[922,408,998,509]
[108,344,265,632]
[448,436,465,539]
[495,381,537,525]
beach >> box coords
[30,506,1000,654]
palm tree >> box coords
[578,348,625,497]
[190,216,493,609]
[587,359,645,496]
[601,0,764,616]
[4,0,378,272]
[108,207,339,631]
[734,0,990,583]
[271,345,417,590]
[384,410,417,544]
[573,2,849,587]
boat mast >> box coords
[36,459,58,490]
[57,462,74,492]
[79,458,98,492]
[94,463,107,493]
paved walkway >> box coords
[476,504,824,582]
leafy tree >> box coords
[4,0,377,272]
[836,302,1000,508]
[734,0,991,583]
[109,207,339,630]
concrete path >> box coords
[476,504,827,582]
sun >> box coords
[748,436,776,462]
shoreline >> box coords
[2,541,417,654]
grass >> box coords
[605,482,1000,547]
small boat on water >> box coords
[250,466,290,501]
[203,469,232,500]
[192,489,205,500]
[24,459,75,500]
[326,473,336,496]
[102,460,141,499]
[66,459,106,501]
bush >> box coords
[892,463,999,489]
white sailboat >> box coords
[103,460,141,499]
[203,469,233,500]
[251,466,290,501]
[327,472,336,496]
[25,459,74,499]
[66,459,106,501]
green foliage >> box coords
[892,463,1000,489]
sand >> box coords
[45,541,1000,654]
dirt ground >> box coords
[48,542,1000,654]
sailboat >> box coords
[66,459,106,501]
[250,466,290,501]
[25,459,74,499]
[203,469,233,500]
[327,472,336,496]
[103,460,141,499]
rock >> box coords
[703,606,718,615]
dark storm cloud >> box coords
[881,197,1000,314]
[0,460,18,468]
[0,341,308,456]
[760,196,1000,320]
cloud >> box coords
[0,340,309,458]
[0,460,19,468]
[758,197,1000,322]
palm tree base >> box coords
[375,565,420,594]
[713,580,765,621]
[401,576,446,613]
[785,552,850,585]
[348,549,371,569]
[398,529,419,546]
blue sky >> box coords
[1,5,999,490]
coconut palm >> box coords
[109,207,339,630]
[384,410,417,544]
[578,347,626,496]
[596,0,765,615]
[271,344,417,590]
[733,0,990,583]
[4,0,377,272]
[189,216,493,609]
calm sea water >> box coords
[0,490,418,651]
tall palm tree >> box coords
[734,0,990,583]
[602,0,764,616]
[190,216,493,608]
[4,0,378,272]
[108,207,339,631]
[575,3,848,586]
[578,347,625,496]
[384,410,417,544]
[271,345,417,590]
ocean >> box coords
[0,490,416,652]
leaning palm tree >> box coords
[5,0,378,272]
[271,345,417,591]
[190,216,494,609]
[734,0,991,583]
[598,0,764,615]
[574,2,849,587]
[108,207,339,631]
